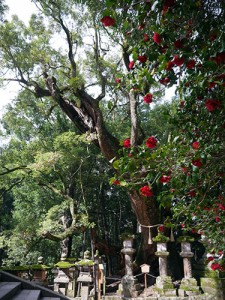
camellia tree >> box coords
[0,0,225,268]
[103,0,225,268]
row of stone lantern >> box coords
[120,232,201,298]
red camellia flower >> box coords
[140,185,153,197]
[215,216,221,222]
[101,16,115,27]
[173,55,184,66]
[158,225,165,232]
[113,180,120,185]
[159,175,171,183]
[143,33,149,42]
[208,82,216,89]
[123,138,131,148]
[115,78,121,84]
[138,55,147,63]
[192,141,200,149]
[166,61,174,71]
[174,39,183,49]
[143,93,153,104]
[207,256,214,262]
[153,32,162,44]
[186,59,196,69]
[205,99,221,112]
[129,61,135,69]
[146,136,157,148]
[192,158,203,168]
[159,77,170,85]
[218,203,225,210]
[211,263,221,271]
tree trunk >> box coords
[60,213,73,258]
[128,190,160,260]
[41,75,160,252]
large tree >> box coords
[0,0,165,260]
[1,0,224,268]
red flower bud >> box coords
[137,55,147,63]
[123,138,131,148]
[129,61,135,69]
[143,93,153,104]
[173,55,184,67]
[146,136,157,148]
[101,16,115,27]
[153,32,162,44]
[113,180,120,185]
[192,141,199,149]
[205,99,221,112]
[192,158,203,168]
[143,33,149,42]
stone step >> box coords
[11,289,41,300]
[41,298,61,300]
[0,282,21,300]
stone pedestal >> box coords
[152,276,176,297]
[120,238,141,298]
[179,278,201,297]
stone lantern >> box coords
[178,236,201,297]
[119,234,141,298]
[152,229,176,297]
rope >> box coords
[138,222,175,243]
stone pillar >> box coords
[121,246,136,276]
[179,241,201,297]
[120,238,141,298]
[180,242,193,278]
[153,242,176,297]
[155,242,169,277]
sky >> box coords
[0,0,175,117]
[0,0,38,116]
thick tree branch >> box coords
[0,166,28,176]
[93,18,106,101]
[130,91,138,146]
[58,16,77,77]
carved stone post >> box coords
[152,234,176,297]
[180,242,194,278]
[121,240,136,276]
[155,242,169,277]
[119,237,141,298]
[178,239,201,297]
